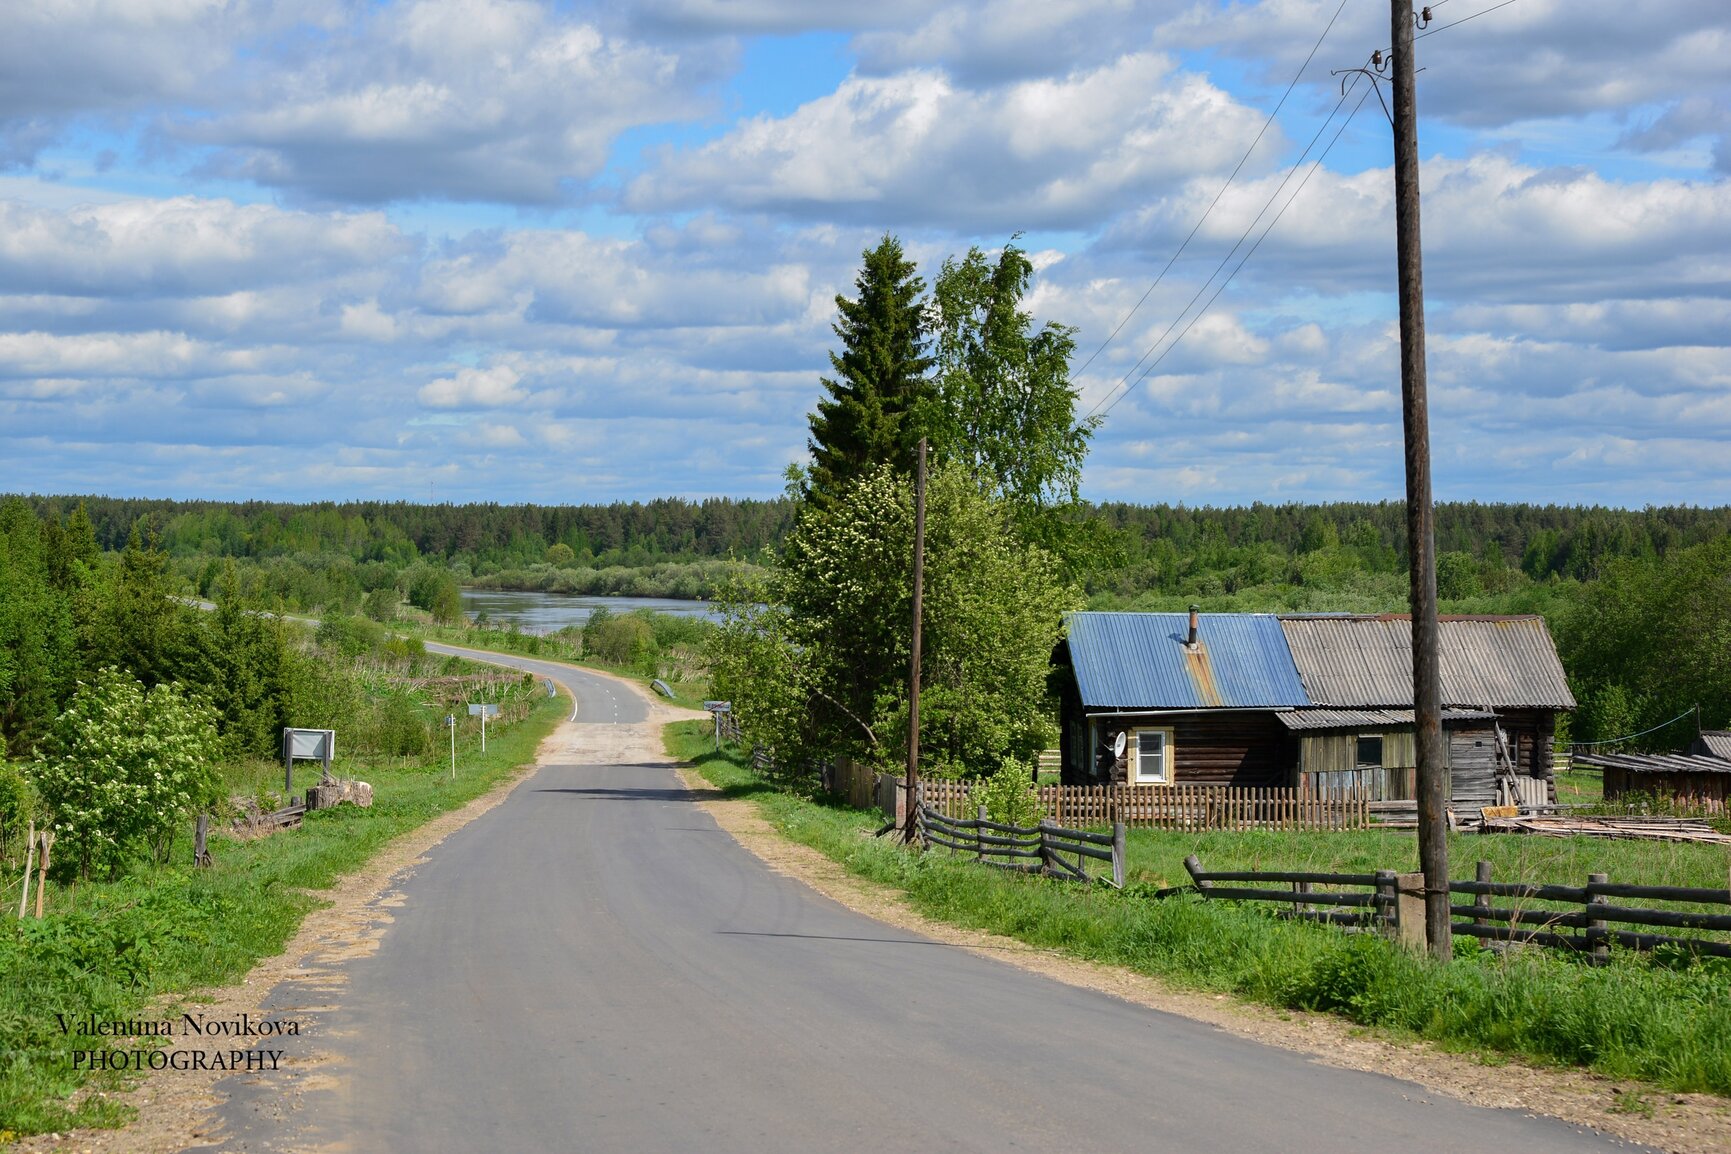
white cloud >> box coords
[186,0,710,204]
[626,55,1276,229]
[417,363,527,409]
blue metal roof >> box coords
[1064,612,1311,710]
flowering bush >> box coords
[30,668,222,880]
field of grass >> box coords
[666,721,1731,1099]
[0,690,565,1140]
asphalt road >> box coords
[201,651,1633,1153]
[421,640,649,724]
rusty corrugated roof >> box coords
[1278,615,1575,710]
[1065,612,1309,710]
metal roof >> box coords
[1275,707,1498,732]
[1278,615,1575,710]
[1574,751,1731,776]
[1064,612,1309,710]
[1694,731,1731,761]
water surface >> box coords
[461,589,719,634]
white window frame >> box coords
[1131,726,1175,784]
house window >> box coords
[1355,735,1384,769]
[1133,727,1173,784]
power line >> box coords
[1086,67,1369,419]
[1097,79,1374,420]
[1072,0,1350,379]
[1417,0,1523,39]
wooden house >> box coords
[1052,610,1575,807]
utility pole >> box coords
[1389,0,1451,960]
[902,437,928,844]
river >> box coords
[460,589,721,634]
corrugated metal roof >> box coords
[1275,707,1498,731]
[1694,731,1731,761]
[1065,612,1309,710]
[1278,615,1575,710]
[1575,751,1731,776]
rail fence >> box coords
[918,804,1125,887]
[918,780,1371,832]
[1180,856,1731,960]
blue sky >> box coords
[1,0,1727,507]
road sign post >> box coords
[446,715,456,778]
[468,704,499,753]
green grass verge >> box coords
[0,691,564,1140]
[665,721,1731,1098]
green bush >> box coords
[315,615,387,659]
[29,669,223,880]
[583,609,657,667]
[978,757,1042,828]
[0,761,35,858]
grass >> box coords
[1555,765,1605,806]
[0,691,564,1139]
[666,721,1731,1099]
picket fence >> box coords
[918,780,1371,832]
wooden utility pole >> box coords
[1389,0,1451,960]
[902,437,928,844]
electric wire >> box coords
[1097,78,1373,420]
[1086,68,1368,419]
[1417,0,1522,39]
[1071,0,1350,379]
[1568,706,1700,749]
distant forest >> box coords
[7,493,1731,747]
[13,493,1731,586]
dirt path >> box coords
[672,762,1731,1154]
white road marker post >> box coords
[446,714,456,779]
[467,704,499,755]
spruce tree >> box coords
[805,235,934,509]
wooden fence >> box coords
[918,805,1125,887]
[918,780,1370,832]
[1181,856,1731,960]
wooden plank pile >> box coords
[1478,813,1731,844]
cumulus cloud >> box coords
[185,0,711,204]
[417,363,527,409]
[626,54,1274,229]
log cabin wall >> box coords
[1447,725,1499,807]
[1087,711,1292,788]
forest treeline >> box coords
[12,492,1729,586]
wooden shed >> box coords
[1576,747,1731,813]
[1052,610,1575,806]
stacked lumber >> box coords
[1478,813,1731,844]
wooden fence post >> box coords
[17,820,34,919]
[1587,872,1609,964]
[194,814,212,868]
[1295,879,1311,919]
[1184,854,1210,897]
[1393,871,1427,954]
[976,805,988,862]
[34,829,55,918]
[1111,822,1126,889]
[1038,819,1055,877]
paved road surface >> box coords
[422,640,649,724]
[201,650,1634,1153]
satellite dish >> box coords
[1112,732,1128,758]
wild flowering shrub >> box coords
[29,668,223,880]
